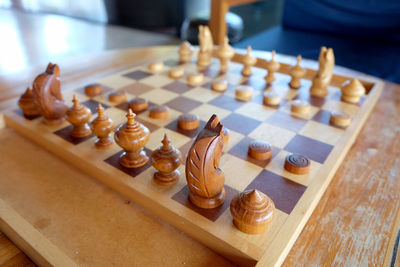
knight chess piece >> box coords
[185,114,225,209]
[114,109,150,168]
[32,63,68,125]
[197,25,213,68]
[179,41,193,63]
[340,79,366,104]
[150,134,182,186]
[289,55,306,89]
[18,88,40,119]
[310,46,335,97]
[66,95,92,138]
[264,50,280,84]
[241,46,257,76]
[217,36,235,73]
[230,189,275,234]
[90,104,114,148]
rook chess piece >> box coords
[150,134,182,185]
[179,41,193,63]
[90,104,114,148]
[230,189,275,234]
[217,36,235,73]
[289,55,306,89]
[32,63,68,125]
[114,109,150,168]
[18,88,40,119]
[264,51,280,84]
[185,115,225,209]
[66,95,92,138]
[340,79,365,104]
[310,46,335,97]
[241,46,257,76]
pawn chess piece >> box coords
[179,41,193,63]
[341,79,365,104]
[90,104,114,149]
[289,55,306,89]
[66,95,92,138]
[150,134,182,186]
[186,115,225,209]
[230,189,275,234]
[18,88,40,119]
[241,46,257,76]
[310,46,335,97]
[217,36,235,73]
[114,109,150,168]
[264,50,280,84]
[32,63,68,125]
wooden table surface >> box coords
[0,46,399,266]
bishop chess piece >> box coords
[197,25,213,68]
[150,134,182,186]
[217,36,235,73]
[310,46,335,97]
[66,95,92,138]
[32,63,68,125]
[91,104,114,149]
[179,41,193,63]
[289,55,306,89]
[341,79,365,104]
[114,109,150,168]
[264,51,280,84]
[18,88,40,119]
[241,46,257,77]
[185,115,225,209]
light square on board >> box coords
[146,127,191,151]
[241,76,268,91]
[140,74,174,88]
[218,72,245,85]
[221,113,262,135]
[322,99,360,117]
[300,120,344,146]
[182,87,221,103]
[97,75,135,90]
[189,103,231,122]
[162,80,194,94]
[265,85,298,101]
[120,82,154,96]
[208,94,245,111]
[284,134,333,164]
[248,122,296,149]
[235,102,276,122]
[139,88,180,105]
[137,108,182,127]
[279,100,320,120]
[266,110,308,133]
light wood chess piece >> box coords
[66,95,92,138]
[90,104,114,149]
[185,115,225,209]
[264,50,280,84]
[197,25,213,68]
[114,109,150,168]
[32,63,68,125]
[289,55,306,89]
[341,79,365,104]
[18,88,40,119]
[230,189,275,234]
[241,46,257,76]
[310,46,335,97]
[217,36,235,73]
[179,41,193,63]
[150,134,182,186]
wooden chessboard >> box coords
[3,49,383,266]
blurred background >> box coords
[0,0,399,82]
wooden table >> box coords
[0,46,399,266]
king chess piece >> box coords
[32,63,68,125]
[185,114,225,209]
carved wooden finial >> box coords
[72,95,79,107]
[161,133,171,151]
[271,50,276,59]
[247,45,252,54]
[97,103,104,116]
[297,55,302,65]
[126,108,136,124]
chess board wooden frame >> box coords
[3,49,383,266]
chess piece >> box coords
[179,41,193,63]
[248,140,272,161]
[197,25,213,68]
[148,62,164,72]
[66,95,92,138]
[235,85,253,102]
[169,68,184,79]
[178,114,200,131]
[330,111,351,127]
[222,128,229,145]
[185,115,225,209]
[241,46,257,76]
[263,91,281,106]
[211,80,228,92]
[230,189,275,234]
[84,83,102,97]
[291,100,310,115]
[18,88,40,119]
[187,73,204,86]
[109,91,127,103]
[32,63,68,125]
[114,109,150,168]
[284,153,310,174]
[341,79,365,104]
[129,98,148,113]
[217,36,235,73]
[150,134,182,185]
[264,51,280,84]
[289,55,306,89]
[310,47,335,97]
[149,105,169,119]
[91,104,114,148]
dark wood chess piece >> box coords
[18,88,40,119]
[150,134,182,185]
[66,95,92,138]
[91,104,114,148]
[185,114,225,209]
[114,109,150,168]
[32,63,68,125]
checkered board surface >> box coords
[4,53,382,266]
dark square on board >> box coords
[284,134,334,164]
[245,169,307,214]
[123,70,152,81]
[164,59,181,67]
[104,148,152,178]
[221,113,261,135]
[162,81,194,94]
[172,185,238,222]
[311,109,331,125]
[294,88,326,107]
[54,125,94,145]
[164,96,202,113]
[241,76,267,91]
[81,99,110,114]
[208,94,245,111]
[266,110,307,132]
